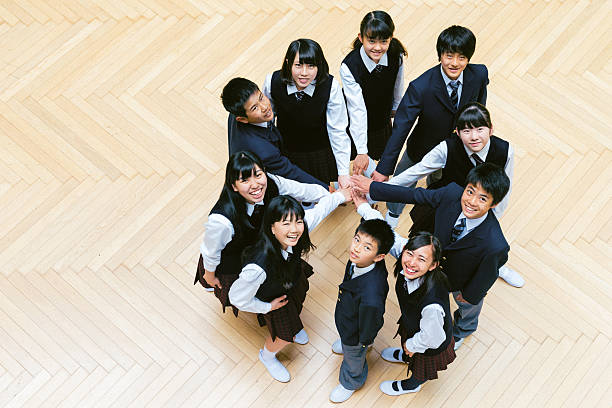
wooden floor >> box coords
[0,1,610,406]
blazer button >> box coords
[442,256,447,261]
[339,290,342,294]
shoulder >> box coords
[482,214,509,251]
[465,63,488,78]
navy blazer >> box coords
[376,64,489,175]
[227,114,327,188]
[370,182,508,304]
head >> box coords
[394,232,442,280]
[462,163,510,219]
[280,39,329,90]
[355,10,396,63]
[349,219,395,267]
[225,151,267,204]
[221,77,273,124]
[263,195,313,252]
[455,102,493,153]
[436,25,476,80]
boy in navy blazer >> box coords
[329,218,395,403]
[221,77,328,189]
[372,26,489,227]
[352,163,510,350]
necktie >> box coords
[373,64,383,74]
[450,217,466,243]
[295,91,306,102]
[348,265,355,279]
[471,153,484,166]
[250,204,264,229]
[449,81,459,108]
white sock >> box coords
[261,345,277,362]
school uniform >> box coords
[227,114,328,188]
[340,46,404,160]
[263,72,350,184]
[334,260,388,390]
[195,175,329,315]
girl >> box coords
[263,39,352,189]
[229,191,350,382]
[354,195,455,395]
[340,10,407,173]
[193,151,330,315]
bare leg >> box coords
[264,336,289,353]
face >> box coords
[290,53,318,91]
[271,214,304,250]
[349,231,385,267]
[237,90,273,124]
[400,244,437,280]
[461,183,497,219]
[458,125,493,153]
[358,34,391,63]
[440,51,469,80]
[232,165,267,204]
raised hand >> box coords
[352,154,370,175]
[371,170,389,182]
[350,174,374,194]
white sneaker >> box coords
[258,349,290,382]
[381,347,406,363]
[329,384,355,403]
[331,339,343,354]
[453,337,464,351]
[385,212,400,228]
[498,265,525,287]
[293,329,309,345]
[379,380,421,396]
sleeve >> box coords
[200,214,234,272]
[304,191,346,231]
[260,142,328,188]
[370,181,446,209]
[388,141,448,187]
[270,174,330,203]
[376,81,423,175]
[392,56,405,111]
[404,304,446,354]
[326,79,351,176]
[340,63,368,155]
[358,303,385,346]
[493,144,513,219]
[262,73,273,108]
[357,203,407,259]
[477,65,489,105]
[228,264,272,314]
[462,248,508,304]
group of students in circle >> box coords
[194,10,524,403]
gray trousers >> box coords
[452,291,485,339]
[339,343,369,390]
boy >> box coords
[329,218,395,403]
[372,26,489,226]
[352,163,510,350]
[221,77,328,189]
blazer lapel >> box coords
[447,212,493,250]
[433,65,456,113]
[438,202,463,248]
[458,65,477,107]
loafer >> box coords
[258,349,290,382]
[293,329,309,345]
[379,380,421,396]
[381,347,406,363]
[453,337,464,351]
[329,384,354,403]
[498,265,525,288]
[331,339,343,354]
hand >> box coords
[350,175,373,194]
[402,342,414,358]
[270,295,288,311]
[336,187,353,203]
[337,175,351,189]
[352,154,370,175]
[455,292,470,304]
[350,188,368,208]
[371,170,389,182]
[204,271,221,289]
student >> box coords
[194,151,329,315]
[340,10,406,174]
[373,25,489,227]
[229,191,350,382]
[263,39,351,189]
[352,163,510,350]
[222,77,328,189]
[329,216,395,403]
[388,102,523,286]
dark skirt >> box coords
[257,260,314,342]
[286,147,337,184]
[348,119,392,162]
[397,320,456,381]
[195,254,240,316]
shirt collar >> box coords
[281,245,293,260]
[287,81,316,97]
[404,276,424,294]
[463,139,491,162]
[252,121,268,128]
[457,212,488,233]
[360,46,388,72]
[440,65,464,87]
[245,200,265,216]
[350,262,376,279]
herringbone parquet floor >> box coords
[0,1,610,407]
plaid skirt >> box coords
[257,260,314,342]
[195,254,240,316]
[397,320,456,381]
[348,120,392,162]
[286,147,337,185]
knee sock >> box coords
[394,377,425,392]
[261,345,277,362]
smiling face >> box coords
[458,125,492,153]
[237,90,273,124]
[232,164,267,204]
[461,182,497,219]
[359,34,391,64]
[290,53,318,91]
[400,244,437,280]
[271,213,304,250]
[349,231,385,268]
[440,51,468,80]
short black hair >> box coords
[436,25,476,61]
[456,102,492,130]
[280,39,329,85]
[220,77,259,117]
[355,218,395,255]
[465,163,510,205]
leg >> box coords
[379,373,425,396]
[264,336,289,353]
[259,336,291,382]
[338,343,369,390]
[452,291,484,339]
[386,151,418,223]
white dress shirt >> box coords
[263,74,351,176]
[200,174,330,272]
[452,212,488,241]
[228,191,346,314]
[349,262,376,279]
[340,46,404,155]
[440,66,463,103]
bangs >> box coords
[456,105,492,129]
[267,195,305,225]
[296,42,319,65]
[279,209,303,223]
[230,156,259,182]
[363,20,393,40]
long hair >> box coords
[351,10,407,57]
[280,39,329,85]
